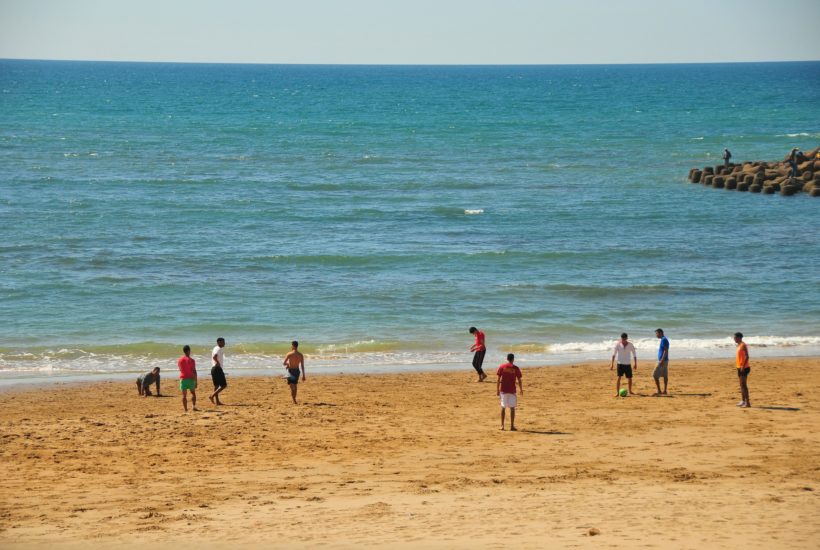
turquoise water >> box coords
[1,60,818,379]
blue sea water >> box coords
[0,60,818,380]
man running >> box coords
[283,341,306,404]
[469,326,487,382]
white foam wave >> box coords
[1,336,819,381]
[464,209,484,215]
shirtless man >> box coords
[283,341,306,404]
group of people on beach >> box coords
[136,338,306,411]
[136,328,753,422]
[467,326,754,430]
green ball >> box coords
[619,388,628,397]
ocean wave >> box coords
[775,132,819,138]
[546,335,820,354]
[2,336,819,378]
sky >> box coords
[1,0,819,65]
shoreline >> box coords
[1,357,818,548]
[2,352,820,390]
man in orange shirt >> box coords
[734,332,751,408]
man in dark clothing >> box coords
[136,367,161,397]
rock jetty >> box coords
[688,146,820,197]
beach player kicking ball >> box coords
[496,353,523,431]
[209,337,227,405]
[469,326,488,382]
[734,332,751,408]
[611,333,637,396]
[177,345,198,412]
[283,341,306,405]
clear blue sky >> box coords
[1,0,819,64]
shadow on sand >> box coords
[758,406,800,412]
[519,430,572,436]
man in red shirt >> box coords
[469,326,488,382]
[496,353,523,431]
[177,345,198,412]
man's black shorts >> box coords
[617,363,633,378]
[211,365,227,388]
[737,367,751,377]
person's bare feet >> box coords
[216,399,223,406]
[741,403,751,408]
[510,426,517,431]
[478,373,487,382]
[500,427,505,431]
[208,395,215,404]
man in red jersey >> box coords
[469,326,488,382]
[496,353,523,431]
[177,345,198,412]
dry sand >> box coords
[1,357,819,549]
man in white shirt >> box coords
[610,332,637,396]
[209,337,227,405]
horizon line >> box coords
[2,57,819,67]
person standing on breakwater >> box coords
[653,329,669,396]
[734,332,751,408]
[722,148,732,169]
[209,337,227,406]
[788,147,800,179]
[178,345,197,412]
[611,333,637,396]
[496,353,523,431]
[283,341,306,405]
[136,367,161,397]
[469,327,488,382]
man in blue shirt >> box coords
[652,329,670,395]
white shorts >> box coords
[500,393,517,408]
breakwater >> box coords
[688,147,820,196]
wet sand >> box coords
[1,357,819,549]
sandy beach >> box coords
[1,357,819,549]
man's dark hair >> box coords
[152,367,161,373]
[469,327,477,334]
[292,340,299,348]
[183,345,191,354]
[621,333,628,339]
[217,337,225,343]
[734,332,743,339]
[655,328,664,335]
[507,353,514,362]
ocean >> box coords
[1,60,818,382]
